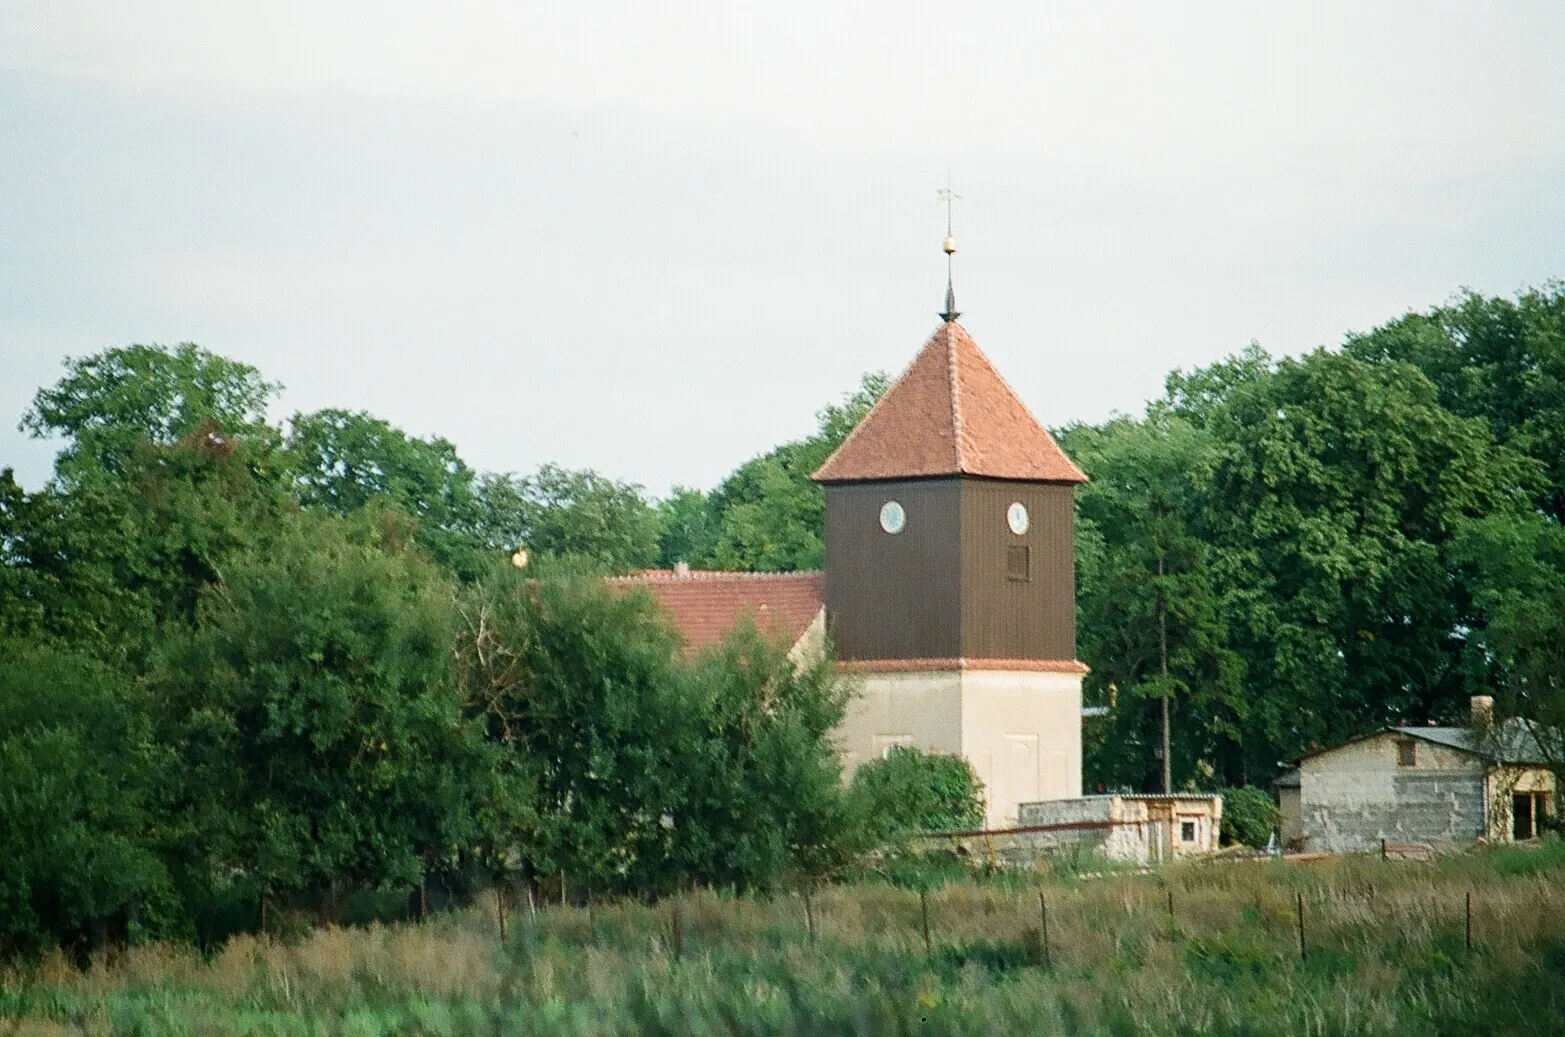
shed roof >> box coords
[1293,718,1556,768]
[811,321,1086,484]
[1396,719,1555,766]
[608,569,824,654]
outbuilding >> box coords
[1016,793,1223,864]
[1276,699,1557,853]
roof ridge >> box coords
[946,324,966,470]
[611,569,824,583]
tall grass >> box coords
[4,840,1564,1035]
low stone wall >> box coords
[916,795,1224,867]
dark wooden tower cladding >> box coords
[813,321,1087,663]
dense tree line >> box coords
[1066,284,1565,791]
[0,347,903,956]
[5,281,1564,954]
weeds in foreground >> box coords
[3,842,1564,1036]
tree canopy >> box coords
[1068,287,1564,790]
[6,282,1565,953]
[22,343,279,483]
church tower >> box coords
[813,318,1088,829]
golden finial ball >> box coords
[942,236,958,255]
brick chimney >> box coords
[1470,695,1494,726]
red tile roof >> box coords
[812,321,1087,484]
[609,569,825,653]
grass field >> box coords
[3,840,1564,1036]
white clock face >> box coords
[1007,501,1030,536]
[879,500,906,535]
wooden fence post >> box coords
[1465,891,1472,952]
[1295,891,1307,960]
[1038,891,1051,970]
[671,899,684,962]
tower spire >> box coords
[937,178,961,322]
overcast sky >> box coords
[3,2,1563,495]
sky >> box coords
[3,2,1563,496]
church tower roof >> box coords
[812,321,1087,484]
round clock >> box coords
[1007,501,1030,536]
[879,500,906,535]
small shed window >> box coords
[1179,820,1197,843]
[1396,739,1417,767]
[1007,545,1031,581]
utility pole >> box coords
[1158,553,1171,795]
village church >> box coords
[620,311,1091,830]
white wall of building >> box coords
[1298,733,1485,852]
[834,667,1082,830]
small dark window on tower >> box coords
[1007,545,1030,581]
[1396,739,1417,767]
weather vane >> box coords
[937,177,961,322]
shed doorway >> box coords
[1513,793,1547,840]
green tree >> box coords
[455,565,854,894]
[453,565,691,893]
[0,434,294,665]
[285,408,482,573]
[1179,347,1534,771]
[668,623,855,889]
[22,343,279,484]
[655,486,717,568]
[1218,786,1281,848]
[8,344,293,663]
[155,512,504,919]
[1062,411,1244,792]
[0,639,183,955]
[475,464,660,573]
[1449,513,1565,778]
[1344,284,1565,522]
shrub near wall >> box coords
[848,747,985,845]
[1218,786,1280,848]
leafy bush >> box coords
[1219,786,1280,848]
[848,747,984,844]
[0,639,183,955]
[457,567,856,895]
[156,511,508,917]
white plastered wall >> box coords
[834,668,1083,831]
[834,671,964,780]
[960,670,1083,829]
